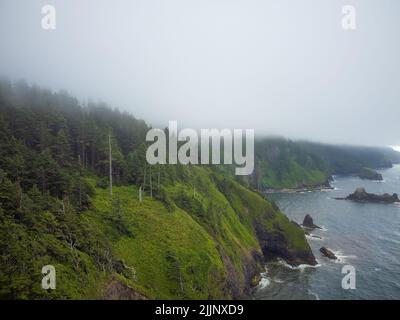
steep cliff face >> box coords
[80,166,318,300]
[204,169,316,297]
[255,223,316,266]
[87,166,316,300]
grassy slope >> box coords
[78,165,311,299]
[260,157,328,189]
[1,165,312,300]
[263,166,327,189]
[86,181,226,299]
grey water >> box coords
[254,165,400,300]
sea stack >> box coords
[320,247,338,260]
[342,187,400,203]
[302,214,321,230]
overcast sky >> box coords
[0,0,399,146]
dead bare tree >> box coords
[139,186,143,202]
[149,168,153,198]
[109,134,113,196]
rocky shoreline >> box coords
[263,168,388,194]
[264,184,334,194]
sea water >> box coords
[254,165,400,300]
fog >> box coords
[1,0,399,146]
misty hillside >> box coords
[252,138,400,190]
[0,80,315,299]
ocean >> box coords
[254,165,400,300]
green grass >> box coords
[261,158,328,189]
[1,165,313,300]
[85,183,226,299]
[82,165,313,299]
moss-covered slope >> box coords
[1,165,316,299]
[85,165,316,299]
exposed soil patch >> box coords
[102,279,147,300]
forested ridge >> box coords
[0,80,314,299]
[252,138,400,189]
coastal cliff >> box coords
[252,138,399,191]
[0,81,315,299]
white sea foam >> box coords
[257,277,271,289]
[256,268,271,289]
[333,250,357,264]
[272,278,284,284]
[306,234,323,241]
[277,259,321,271]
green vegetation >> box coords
[252,138,331,189]
[251,138,400,190]
[0,80,313,300]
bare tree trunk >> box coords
[178,266,184,294]
[60,199,66,214]
[91,141,95,169]
[18,181,22,209]
[79,180,82,207]
[150,170,153,198]
[109,134,113,196]
[81,140,85,168]
[158,168,160,190]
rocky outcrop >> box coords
[358,168,383,181]
[255,223,317,266]
[250,274,262,287]
[221,248,264,299]
[216,175,319,298]
[302,214,321,230]
[320,247,337,260]
[337,187,400,203]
